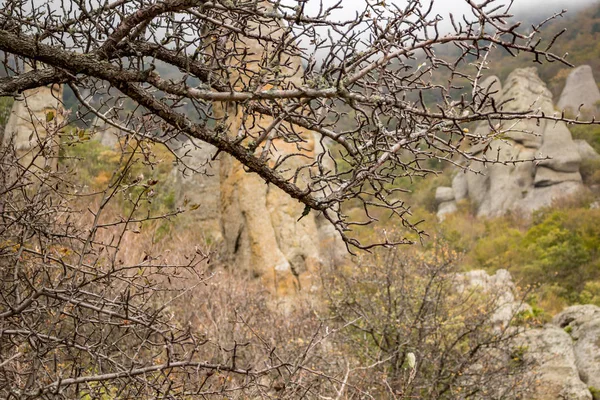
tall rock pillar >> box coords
[207,4,324,295]
[2,82,64,170]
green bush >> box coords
[460,206,600,310]
[570,124,600,155]
[324,243,532,398]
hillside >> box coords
[489,1,600,96]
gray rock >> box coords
[437,67,589,219]
[91,117,122,148]
[499,68,554,147]
[455,269,531,328]
[553,305,600,390]
[437,200,457,220]
[517,181,585,213]
[475,75,503,111]
[553,305,600,339]
[572,318,600,389]
[518,326,592,400]
[534,167,583,187]
[538,122,582,173]
[435,186,455,203]
[558,65,600,114]
[169,137,222,242]
[575,139,600,161]
[478,141,533,217]
[465,161,490,210]
[452,172,469,201]
[3,84,64,152]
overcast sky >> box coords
[301,0,597,21]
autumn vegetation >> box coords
[2,0,600,398]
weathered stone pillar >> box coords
[2,82,64,171]
[207,3,325,295]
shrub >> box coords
[323,242,533,399]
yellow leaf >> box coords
[46,111,55,122]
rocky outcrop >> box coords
[452,270,600,399]
[455,269,530,328]
[2,83,64,168]
[207,4,333,294]
[436,68,586,219]
[512,304,600,399]
[558,65,600,115]
[91,117,123,148]
[554,305,600,392]
[518,326,593,400]
[454,269,596,399]
[575,139,600,162]
[435,186,457,219]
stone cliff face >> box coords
[169,137,223,243]
[437,67,595,219]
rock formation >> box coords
[558,65,600,115]
[206,3,336,294]
[517,304,600,399]
[455,269,531,328]
[169,137,222,243]
[2,83,64,168]
[91,116,123,148]
[554,305,600,393]
[461,270,598,399]
[518,326,593,400]
[436,68,587,219]
[575,139,600,162]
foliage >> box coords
[441,201,600,312]
[0,96,13,130]
[323,243,533,399]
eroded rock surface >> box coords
[455,269,530,328]
[169,137,222,242]
[554,305,600,391]
[518,326,593,400]
[2,84,64,168]
[436,68,586,219]
[91,117,123,148]
[207,4,335,294]
[454,270,597,399]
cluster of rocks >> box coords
[461,269,600,400]
[436,67,600,219]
